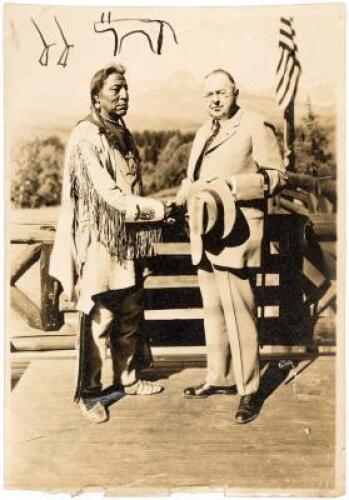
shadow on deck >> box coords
[6,355,337,495]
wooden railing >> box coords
[277,172,337,215]
[10,241,63,332]
[276,171,337,343]
[277,173,336,270]
[9,202,336,352]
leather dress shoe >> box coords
[184,382,237,398]
[234,394,260,424]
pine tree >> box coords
[295,97,335,176]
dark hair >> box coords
[204,68,236,88]
[90,63,126,106]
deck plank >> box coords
[6,357,338,495]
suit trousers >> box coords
[74,285,145,400]
[198,264,260,395]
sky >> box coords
[4,3,345,136]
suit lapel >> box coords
[188,109,244,179]
[205,108,243,155]
[187,122,212,180]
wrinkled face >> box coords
[204,72,237,120]
[95,72,129,119]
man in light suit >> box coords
[175,69,286,423]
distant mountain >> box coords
[10,71,336,141]
[127,71,206,132]
[128,71,336,131]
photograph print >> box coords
[5,3,345,496]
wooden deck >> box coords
[6,355,340,495]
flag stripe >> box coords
[281,71,300,109]
[275,16,301,112]
[280,17,292,26]
[276,51,294,89]
[279,37,295,51]
[280,28,294,40]
[279,41,298,53]
[278,61,301,106]
[278,66,301,108]
[276,61,293,99]
[277,64,298,106]
[276,47,286,73]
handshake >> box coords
[163,202,187,225]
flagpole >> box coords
[283,99,296,171]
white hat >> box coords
[187,179,236,265]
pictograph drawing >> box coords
[94,12,178,56]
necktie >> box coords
[193,120,221,180]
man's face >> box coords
[96,73,129,119]
[204,73,237,120]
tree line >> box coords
[11,106,336,208]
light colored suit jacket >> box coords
[183,108,286,269]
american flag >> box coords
[276,17,301,112]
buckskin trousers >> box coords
[198,265,260,395]
[74,285,145,401]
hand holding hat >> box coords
[187,178,236,265]
[174,178,193,206]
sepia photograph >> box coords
[4,2,345,497]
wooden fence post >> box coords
[10,243,42,286]
[11,286,43,330]
[40,243,64,331]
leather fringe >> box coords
[69,144,162,263]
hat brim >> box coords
[187,178,237,265]
[205,179,236,238]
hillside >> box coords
[10,71,336,142]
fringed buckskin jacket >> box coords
[49,114,164,313]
